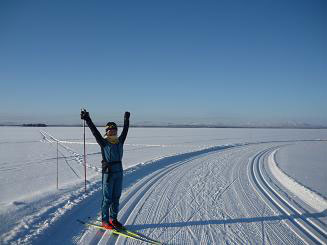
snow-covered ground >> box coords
[1,126,327,244]
[275,142,327,198]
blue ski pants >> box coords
[102,171,123,222]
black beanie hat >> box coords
[105,122,117,131]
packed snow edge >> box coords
[268,150,327,212]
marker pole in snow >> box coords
[83,119,87,193]
[56,141,59,190]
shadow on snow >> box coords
[127,210,327,230]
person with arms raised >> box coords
[81,109,130,230]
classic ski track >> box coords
[104,148,240,244]
[249,147,327,244]
[115,144,313,244]
[115,147,248,244]
[97,145,249,244]
[78,140,327,245]
[235,147,296,244]
[224,146,290,244]
[190,146,294,243]
[147,150,241,244]
[81,145,241,245]
[249,148,312,244]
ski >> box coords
[90,219,162,244]
[77,219,161,244]
[123,229,162,245]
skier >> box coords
[81,109,130,230]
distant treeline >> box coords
[22,123,47,127]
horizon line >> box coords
[1,123,327,130]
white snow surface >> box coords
[1,126,327,244]
[275,142,327,198]
[268,150,327,212]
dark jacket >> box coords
[85,116,129,173]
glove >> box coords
[124,111,130,120]
[81,109,90,120]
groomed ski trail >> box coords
[5,141,326,244]
[80,142,326,244]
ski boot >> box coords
[102,220,115,230]
[110,218,125,230]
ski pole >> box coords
[82,108,87,193]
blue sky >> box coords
[1,0,326,126]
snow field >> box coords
[1,127,327,244]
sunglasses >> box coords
[106,126,117,131]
